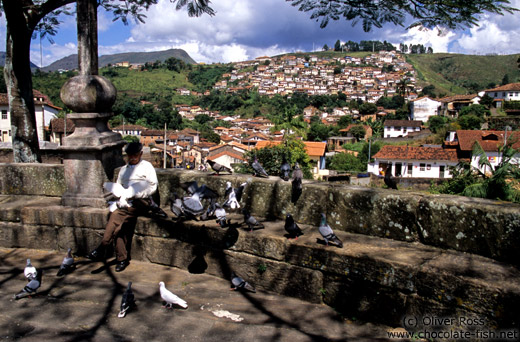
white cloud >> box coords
[397,26,456,53]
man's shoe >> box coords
[115,260,130,272]
[86,249,103,262]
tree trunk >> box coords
[2,1,41,163]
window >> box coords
[1,110,6,120]
[407,163,413,176]
[420,163,425,171]
[394,126,401,131]
[426,164,431,170]
[402,127,406,132]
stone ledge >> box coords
[0,200,519,329]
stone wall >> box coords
[0,163,519,265]
[155,169,520,266]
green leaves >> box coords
[287,0,518,31]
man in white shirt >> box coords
[87,142,158,272]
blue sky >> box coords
[2,0,520,67]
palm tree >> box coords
[462,141,520,202]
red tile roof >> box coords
[255,140,326,157]
[484,83,520,92]
[207,150,245,161]
[372,145,458,162]
[384,120,422,128]
[455,130,520,152]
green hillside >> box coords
[406,53,520,96]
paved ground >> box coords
[0,248,409,342]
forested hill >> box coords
[404,53,520,96]
[41,48,197,72]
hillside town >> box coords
[0,51,519,187]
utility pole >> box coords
[163,122,167,169]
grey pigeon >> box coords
[179,182,219,219]
[384,170,398,190]
[169,192,184,218]
[291,163,303,203]
[284,214,303,239]
[223,181,247,210]
[280,157,291,181]
[230,272,256,293]
[118,281,136,318]
[159,282,188,309]
[14,269,42,300]
[24,258,37,280]
[214,203,229,228]
[318,213,343,248]
[207,160,232,175]
[242,209,264,232]
[57,248,75,276]
[251,156,268,178]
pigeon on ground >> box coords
[223,181,247,210]
[24,258,37,280]
[214,203,229,228]
[118,281,136,318]
[57,248,75,276]
[384,170,398,190]
[242,209,264,232]
[207,160,232,175]
[230,272,256,293]
[284,214,303,239]
[291,163,303,203]
[251,156,268,178]
[318,213,343,248]
[14,269,42,300]
[159,282,188,309]
[280,157,291,181]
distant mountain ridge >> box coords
[0,52,40,69]
[41,48,197,72]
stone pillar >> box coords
[59,0,125,208]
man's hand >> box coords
[118,196,130,209]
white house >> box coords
[111,124,147,138]
[447,129,520,175]
[383,120,422,138]
[368,145,459,179]
[483,83,520,103]
[409,96,441,122]
[0,90,61,143]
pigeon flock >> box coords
[13,157,345,320]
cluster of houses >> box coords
[207,51,419,103]
[0,64,519,181]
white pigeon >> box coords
[159,282,188,309]
[24,259,37,280]
[57,248,75,276]
[15,269,42,300]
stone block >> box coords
[0,163,65,196]
[417,195,520,263]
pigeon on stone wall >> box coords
[280,157,291,181]
[207,160,232,175]
[251,156,268,178]
[169,193,185,218]
[159,282,188,309]
[214,203,229,228]
[318,213,343,248]
[223,181,247,210]
[284,214,303,239]
[14,269,42,300]
[291,163,303,203]
[118,281,136,318]
[57,248,75,276]
[230,272,256,293]
[242,209,264,232]
[384,171,398,190]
